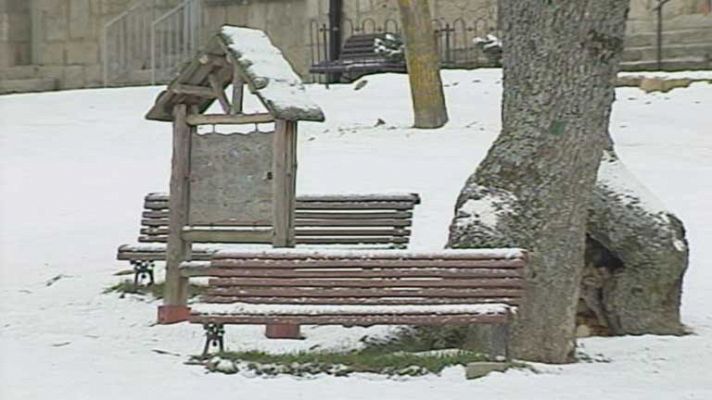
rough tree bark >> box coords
[447,0,631,363]
[397,0,448,128]
[581,145,688,336]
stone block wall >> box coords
[0,0,32,67]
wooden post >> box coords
[272,119,297,248]
[158,103,193,324]
[231,67,243,114]
[266,119,300,339]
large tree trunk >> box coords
[447,0,630,363]
[580,148,688,336]
[397,0,448,128]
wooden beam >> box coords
[231,67,244,114]
[272,119,298,247]
[163,104,192,311]
[182,227,273,243]
[185,113,275,126]
[198,53,229,68]
[208,73,231,113]
[170,84,216,98]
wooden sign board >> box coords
[189,131,274,225]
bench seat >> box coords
[184,249,526,357]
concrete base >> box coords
[265,324,302,339]
[157,305,191,324]
[465,362,509,380]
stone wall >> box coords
[28,0,133,88]
[1,0,709,91]
[203,0,314,78]
[0,0,32,67]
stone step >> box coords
[620,56,711,72]
[0,65,42,80]
[625,27,712,48]
[623,42,712,62]
[0,78,58,95]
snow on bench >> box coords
[186,249,526,358]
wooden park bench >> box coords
[117,192,421,283]
[309,33,407,82]
[181,249,527,359]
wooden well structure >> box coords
[145,26,324,324]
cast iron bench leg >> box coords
[131,260,155,286]
[202,323,225,357]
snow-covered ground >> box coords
[1,69,710,399]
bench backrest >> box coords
[140,192,420,248]
[183,249,526,307]
[339,34,385,61]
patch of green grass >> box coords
[209,348,491,377]
[103,280,206,300]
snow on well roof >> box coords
[219,26,325,122]
[145,25,325,122]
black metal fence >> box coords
[308,10,499,81]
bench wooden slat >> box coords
[208,277,524,289]
[181,266,524,279]
[141,211,413,226]
[209,258,525,269]
[296,201,416,210]
[142,227,411,236]
[211,250,526,261]
[296,237,408,245]
[189,313,509,326]
[198,296,521,306]
[205,287,524,299]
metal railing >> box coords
[103,0,160,86]
[653,0,673,70]
[308,6,499,82]
[102,0,202,86]
[151,0,203,84]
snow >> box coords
[619,70,712,80]
[212,248,526,260]
[191,303,510,316]
[219,26,325,121]
[597,150,670,215]
[454,188,516,229]
[1,69,711,399]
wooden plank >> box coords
[198,53,229,68]
[118,251,213,261]
[212,251,526,261]
[205,287,524,299]
[182,227,273,244]
[138,236,167,243]
[208,73,231,113]
[296,237,407,245]
[141,215,413,226]
[296,201,417,210]
[164,104,192,306]
[272,120,297,247]
[144,200,169,210]
[208,277,524,289]
[185,113,275,126]
[189,313,509,326]
[170,84,216,98]
[208,258,524,269]
[295,211,413,219]
[294,219,412,227]
[231,68,243,114]
[297,194,419,203]
[199,296,521,306]
[145,193,169,201]
[294,228,410,237]
[180,266,524,279]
